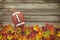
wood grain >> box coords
[2,22,60,27]
[0,0,60,27]
[3,16,60,22]
[0,0,60,3]
[0,8,60,12]
[0,11,60,16]
[0,3,59,9]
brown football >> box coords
[12,11,25,27]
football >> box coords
[12,11,25,27]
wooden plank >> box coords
[0,11,60,16]
[0,8,10,12]
[43,0,60,3]
[0,0,43,2]
[2,22,60,27]
[3,16,60,22]
[0,8,60,12]
[0,0,60,3]
[0,3,59,9]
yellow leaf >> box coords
[7,35,13,40]
[0,35,2,39]
[57,34,60,37]
[33,25,40,31]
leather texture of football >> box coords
[12,11,25,27]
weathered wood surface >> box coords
[0,0,43,2]
[0,8,60,12]
[2,16,60,22]
[0,3,59,9]
[0,11,60,16]
[2,22,60,27]
[0,0,60,27]
[0,0,60,3]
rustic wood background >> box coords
[0,0,60,27]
